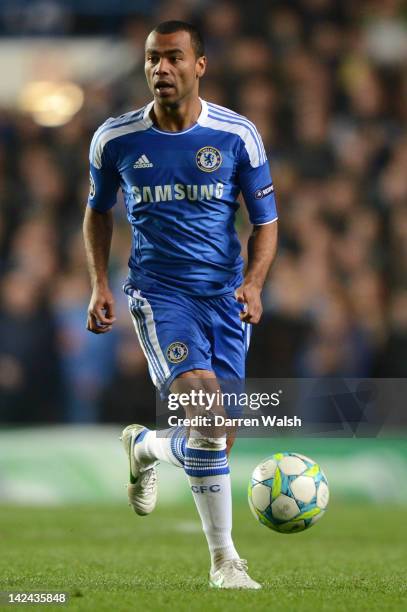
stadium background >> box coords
[0,0,406,506]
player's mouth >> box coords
[154,81,175,95]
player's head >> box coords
[145,21,207,107]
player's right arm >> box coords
[83,207,116,334]
[84,122,121,334]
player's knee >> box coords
[172,370,227,440]
[177,369,216,379]
[175,369,217,393]
[172,369,224,411]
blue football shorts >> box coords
[123,281,252,398]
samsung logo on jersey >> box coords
[131,183,224,204]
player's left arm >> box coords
[236,221,277,324]
[236,136,278,324]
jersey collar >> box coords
[197,98,208,124]
[142,98,208,131]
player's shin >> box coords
[184,430,239,572]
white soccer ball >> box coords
[248,452,329,533]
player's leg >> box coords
[197,295,259,588]
[172,369,237,569]
[121,286,212,513]
[171,369,260,589]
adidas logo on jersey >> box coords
[134,154,153,169]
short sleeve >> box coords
[87,125,120,212]
[237,139,278,226]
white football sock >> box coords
[133,427,185,468]
[184,433,239,572]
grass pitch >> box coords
[1,500,406,612]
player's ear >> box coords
[196,56,207,79]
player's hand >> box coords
[235,282,263,324]
[86,286,116,334]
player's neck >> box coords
[151,96,202,132]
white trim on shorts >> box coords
[128,294,171,389]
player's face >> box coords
[145,31,206,106]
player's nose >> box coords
[154,57,170,74]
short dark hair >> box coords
[152,20,205,58]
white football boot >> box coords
[120,424,158,516]
[209,559,261,590]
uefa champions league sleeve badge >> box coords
[89,172,96,198]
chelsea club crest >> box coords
[166,342,189,364]
[196,146,222,172]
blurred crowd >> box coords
[1,0,407,423]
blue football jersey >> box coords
[88,99,277,297]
